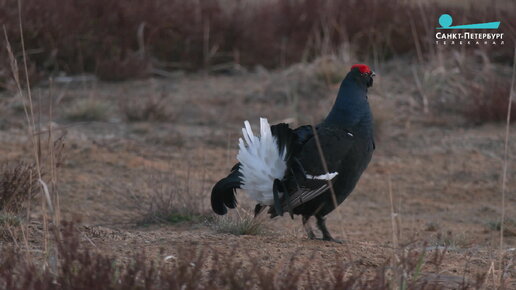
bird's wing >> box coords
[283,179,332,210]
[282,126,355,210]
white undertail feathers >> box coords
[237,118,286,205]
[305,172,338,180]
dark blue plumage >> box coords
[211,64,375,242]
[325,65,374,139]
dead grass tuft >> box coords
[487,218,516,237]
[120,92,173,122]
[465,77,515,124]
[396,51,514,125]
[64,99,111,122]
[433,231,471,249]
[209,211,269,236]
[0,212,21,241]
[131,173,208,225]
[0,160,38,241]
[0,161,38,213]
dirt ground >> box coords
[1,63,515,288]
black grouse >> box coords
[211,64,375,242]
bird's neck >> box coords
[323,82,373,139]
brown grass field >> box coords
[1,0,516,289]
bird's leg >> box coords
[302,215,316,240]
[289,168,301,191]
[279,180,294,219]
[316,216,342,243]
[254,204,265,218]
[272,179,284,216]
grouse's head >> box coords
[349,64,375,88]
[325,64,374,127]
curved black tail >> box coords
[211,163,242,215]
[211,123,313,216]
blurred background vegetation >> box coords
[1,0,514,84]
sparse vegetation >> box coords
[0,212,20,241]
[424,222,439,232]
[0,220,487,290]
[120,91,173,122]
[0,161,38,213]
[465,77,515,124]
[487,219,516,237]
[433,231,471,249]
[131,173,208,225]
[64,99,111,122]
[0,160,40,241]
[210,211,269,236]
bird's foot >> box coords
[308,236,343,244]
[322,237,343,244]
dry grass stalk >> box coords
[388,175,406,289]
[309,119,352,260]
[388,176,399,251]
[411,65,429,114]
[498,48,516,285]
[2,1,63,265]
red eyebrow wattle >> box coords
[351,64,371,73]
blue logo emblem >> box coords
[437,14,500,29]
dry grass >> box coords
[64,98,111,122]
[0,160,38,241]
[131,173,208,225]
[119,91,173,122]
[209,211,269,236]
[487,219,516,237]
[0,220,488,289]
[0,161,38,213]
[0,212,21,241]
[3,11,64,263]
[383,50,514,125]
[465,77,515,124]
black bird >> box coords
[211,64,375,242]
